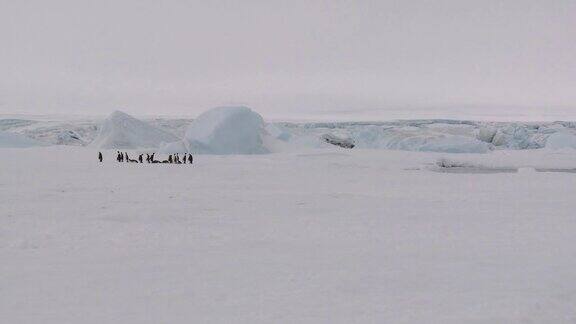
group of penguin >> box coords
[111,151,193,164]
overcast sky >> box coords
[1,0,575,120]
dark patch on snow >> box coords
[432,158,518,174]
[433,167,518,174]
[321,134,355,149]
[535,168,576,173]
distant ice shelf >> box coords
[2,110,576,153]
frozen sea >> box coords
[1,146,576,323]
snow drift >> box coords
[161,106,268,154]
[90,111,178,149]
[0,131,46,148]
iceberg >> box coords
[90,111,178,149]
[545,132,576,150]
[162,106,268,154]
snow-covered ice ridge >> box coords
[2,113,576,152]
[276,119,576,152]
[0,115,192,147]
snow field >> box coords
[1,146,576,323]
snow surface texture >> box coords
[0,130,46,148]
[161,106,268,154]
[90,111,178,149]
[2,146,576,323]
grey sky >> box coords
[1,0,575,120]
